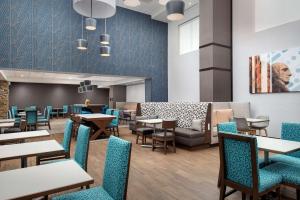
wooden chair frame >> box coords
[218,132,281,200]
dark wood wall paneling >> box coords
[9,82,109,109]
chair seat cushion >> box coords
[263,162,300,186]
[258,168,282,192]
[270,154,300,165]
[153,132,174,138]
[136,127,153,135]
[53,186,113,200]
[81,111,92,114]
[175,127,205,138]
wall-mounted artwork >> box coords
[249,47,300,93]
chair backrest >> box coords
[26,110,38,125]
[63,105,68,113]
[162,120,177,130]
[61,119,74,154]
[111,110,120,126]
[43,107,47,117]
[11,106,18,118]
[46,106,52,120]
[102,105,109,114]
[106,108,112,115]
[234,117,250,131]
[217,122,238,134]
[281,122,300,142]
[218,132,259,191]
[103,136,132,200]
[7,110,12,119]
[74,125,90,171]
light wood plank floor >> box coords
[0,119,296,200]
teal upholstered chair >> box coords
[7,110,12,119]
[106,108,113,115]
[101,105,109,114]
[74,125,91,171]
[37,119,74,165]
[11,105,21,125]
[37,106,52,129]
[218,132,281,200]
[263,162,300,199]
[53,136,132,200]
[270,122,300,166]
[217,122,238,134]
[60,105,69,117]
[107,110,120,137]
[25,110,38,131]
[38,107,47,119]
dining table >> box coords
[0,130,50,144]
[0,140,64,168]
[0,119,15,123]
[0,122,15,134]
[18,111,42,117]
[0,160,94,200]
[77,114,116,140]
[256,136,300,164]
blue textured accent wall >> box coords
[0,0,168,101]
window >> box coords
[179,17,199,55]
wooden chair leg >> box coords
[164,140,167,155]
[264,129,268,137]
[48,121,51,130]
[117,126,119,137]
[296,189,300,200]
[219,184,226,200]
[276,187,281,200]
[173,139,176,153]
[152,138,155,151]
[242,192,246,200]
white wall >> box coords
[168,5,200,102]
[126,83,145,102]
[233,0,300,137]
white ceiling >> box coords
[0,70,146,88]
[116,0,199,22]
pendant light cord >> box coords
[90,0,93,18]
[104,19,107,34]
[81,15,83,38]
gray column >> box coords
[199,0,232,102]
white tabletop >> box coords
[123,110,136,113]
[256,136,300,154]
[138,119,163,124]
[0,119,15,123]
[0,130,50,143]
[0,140,64,161]
[0,122,15,128]
[77,114,115,119]
[0,160,94,200]
[247,118,269,123]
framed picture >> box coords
[249,47,300,93]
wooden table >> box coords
[0,119,15,123]
[18,111,42,117]
[0,140,64,168]
[257,136,300,164]
[0,122,15,134]
[0,160,94,200]
[123,110,136,121]
[77,114,116,140]
[0,130,50,144]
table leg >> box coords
[21,157,27,168]
[264,151,269,165]
[90,119,113,140]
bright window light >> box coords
[179,17,199,55]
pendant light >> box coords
[73,0,116,19]
[85,0,97,30]
[77,16,88,50]
[100,45,111,57]
[123,0,140,7]
[100,19,110,45]
[166,0,185,21]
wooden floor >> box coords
[0,119,297,200]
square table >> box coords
[0,140,64,168]
[0,122,15,134]
[77,114,116,140]
[256,136,300,164]
[0,130,50,144]
[0,119,15,123]
[0,160,94,200]
[137,119,164,148]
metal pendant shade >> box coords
[166,0,185,21]
[73,0,116,19]
[100,34,110,45]
[85,17,97,30]
[123,0,140,7]
[77,39,88,50]
[100,45,111,57]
